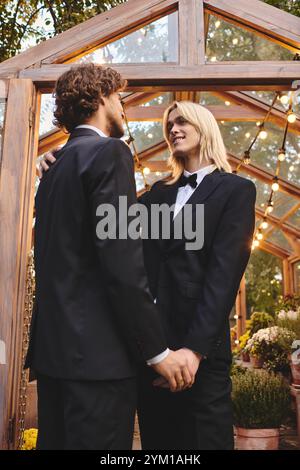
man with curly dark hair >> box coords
[25,63,194,450]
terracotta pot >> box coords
[250,355,264,368]
[291,362,300,386]
[235,427,280,450]
[241,351,250,362]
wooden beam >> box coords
[127,104,265,120]
[19,62,300,91]
[0,0,178,77]
[258,239,290,259]
[178,0,205,65]
[255,207,299,239]
[0,79,39,448]
[0,80,8,99]
[204,0,300,52]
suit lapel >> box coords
[165,168,225,255]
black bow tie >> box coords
[178,173,198,189]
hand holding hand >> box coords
[151,349,196,393]
[153,348,201,391]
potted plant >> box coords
[276,307,300,385]
[248,311,274,336]
[232,369,291,450]
[244,326,296,373]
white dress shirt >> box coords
[75,124,107,138]
[173,163,217,219]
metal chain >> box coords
[17,250,35,450]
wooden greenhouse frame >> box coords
[0,0,299,449]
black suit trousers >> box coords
[137,360,234,450]
[36,373,137,450]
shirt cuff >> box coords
[146,348,170,366]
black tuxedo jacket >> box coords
[139,168,256,363]
[25,128,167,380]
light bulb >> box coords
[245,132,251,138]
[289,165,294,172]
[280,94,289,105]
[147,133,153,139]
[272,180,279,191]
[259,129,268,139]
[278,148,286,161]
[254,240,260,247]
[267,203,273,213]
[256,121,261,126]
[225,101,231,106]
[257,231,263,240]
[211,56,217,62]
[234,315,238,320]
[143,167,150,175]
[234,340,239,345]
[287,111,297,123]
[215,20,221,28]
[232,38,238,45]
[261,220,268,229]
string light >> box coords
[225,100,231,106]
[271,176,279,191]
[215,20,221,28]
[257,229,263,240]
[278,148,286,161]
[287,110,297,123]
[279,93,289,105]
[121,99,150,190]
[261,218,269,229]
[143,167,151,175]
[258,125,268,139]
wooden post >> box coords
[0,79,40,449]
[236,274,247,338]
[178,0,206,65]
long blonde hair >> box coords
[162,101,232,184]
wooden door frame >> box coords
[0,78,40,449]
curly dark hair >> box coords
[53,63,127,133]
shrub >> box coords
[232,369,290,429]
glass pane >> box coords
[125,121,164,153]
[40,93,56,137]
[0,98,6,159]
[148,149,169,162]
[198,92,226,106]
[286,206,300,228]
[135,169,170,192]
[238,170,297,218]
[206,15,294,61]
[244,91,290,112]
[220,120,300,187]
[77,12,178,64]
[141,93,174,107]
[266,228,292,252]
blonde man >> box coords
[137,101,256,449]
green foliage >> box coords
[0,0,126,62]
[245,251,283,315]
[248,311,275,336]
[263,0,300,17]
[232,369,291,429]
